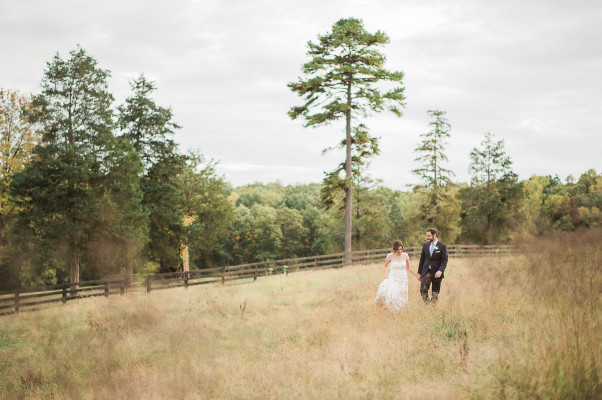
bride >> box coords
[375,240,419,310]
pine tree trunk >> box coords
[344,80,353,266]
[125,263,133,288]
[355,189,361,249]
[182,245,190,272]
[0,215,6,246]
[70,244,79,296]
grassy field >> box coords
[0,229,600,399]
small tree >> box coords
[288,18,405,264]
[469,132,516,187]
[461,132,520,244]
[412,110,458,239]
[178,151,233,269]
[412,110,454,190]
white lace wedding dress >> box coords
[375,253,409,311]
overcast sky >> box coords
[1,0,601,190]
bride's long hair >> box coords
[393,240,404,252]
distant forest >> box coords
[1,46,601,290]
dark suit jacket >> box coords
[418,241,448,279]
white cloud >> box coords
[1,0,600,189]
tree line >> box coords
[0,47,232,290]
[199,164,599,271]
[1,28,601,291]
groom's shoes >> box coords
[432,292,439,304]
[421,291,430,304]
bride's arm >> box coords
[405,255,419,279]
[383,254,391,278]
[383,259,390,278]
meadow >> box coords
[0,229,600,399]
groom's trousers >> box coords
[420,272,441,301]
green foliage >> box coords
[85,139,148,278]
[460,133,521,244]
[235,182,286,209]
[288,18,405,125]
[566,169,602,228]
[9,46,144,284]
[0,90,40,289]
[0,47,235,288]
[423,185,462,243]
[458,182,522,244]
[117,74,189,273]
[276,207,308,258]
[143,153,186,272]
[320,123,380,209]
[180,151,233,268]
[349,178,407,250]
[469,132,516,186]
[118,74,181,170]
[529,175,573,234]
[435,313,470,341]
[0,90,39,239]
[238,204,282,262]
[201,181,418,267]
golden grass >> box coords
[0,229,600,399]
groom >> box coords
[417,228,448,304]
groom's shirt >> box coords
[429,240,438,270]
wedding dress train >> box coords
[375,259,408,311]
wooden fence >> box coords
[0,278,127,316]
[0,244,512,316]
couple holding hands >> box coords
[375,228,448,310]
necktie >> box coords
[430,243,435,256]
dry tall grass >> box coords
[0,229,600,399]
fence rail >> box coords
[0,278,127,316]
[0,244,512,316]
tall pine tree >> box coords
[288,18,405,264]
[118,74,187,272]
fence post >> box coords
[253,265,257,281]
[120,278,125,295]
[146,275,152,293]
[62,283,67,303]
[104,282,109,297]
[221,267,226,285]
[184,271,189,288]
[14,292,19,313]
